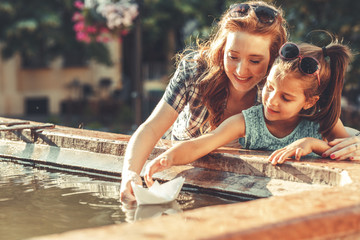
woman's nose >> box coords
[236,61,248,75]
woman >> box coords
[120,1,288,202]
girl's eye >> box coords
[250,60,260,64]
[282,96,291,102]
[266,83,273,91]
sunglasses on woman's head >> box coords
[279,42,321,86]
[229,3,278,24]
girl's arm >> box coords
[144,113,246,186]
[323,119,350,142]
[120,100,179,202]
[268,119,354,165]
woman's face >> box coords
[224,31,272,94]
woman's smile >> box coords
[233,74,252,82]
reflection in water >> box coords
[121,200,182,222]
[0,160,242,240]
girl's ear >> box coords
[303,96,320,110]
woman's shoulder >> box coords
[174,50,207,85]
[181,51,204,68]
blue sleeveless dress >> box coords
[239,105,322,151]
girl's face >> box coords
[262,66,317,124]
[224,31,272,94]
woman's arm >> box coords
[321,119,360,161]
[144,113,246,186]
[120,100,178,202]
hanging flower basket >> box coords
[72,0,139,43]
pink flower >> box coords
[74,1,84,10]
[86,25,97,34]
[72,12,84,22]
[76,32,91,43]
[73,21,85,32]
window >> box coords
[25,97,49,115]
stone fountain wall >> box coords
[0,117,359,239]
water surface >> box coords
[0,160,249,240]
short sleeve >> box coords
[162,54,198,113]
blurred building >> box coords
[0,40,122,117]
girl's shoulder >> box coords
[296,119,322,139]
[242,104,263,117]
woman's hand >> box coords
[120,170,142,202]
[144,156,173,187]
[322,136,360,161]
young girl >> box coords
[144,40,353,186]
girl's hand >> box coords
[267,138,316,165]
[322,136,360,161]
[144,156,173,187]
[120,170,142,203]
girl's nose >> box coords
[268,92,279,106]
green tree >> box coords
[141,0,232,66]
[140,0,359,87]
[0,0,111,67]
[275,0,360,86]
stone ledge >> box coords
[0,121,351,187]
[0,139,328,198]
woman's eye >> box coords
[228,55,237,60]
[250,60,260,64]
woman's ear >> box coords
[303,96,320,110]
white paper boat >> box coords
[131,177,185,205]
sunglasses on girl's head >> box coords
[279,42,321,85]
[229,3,278,24]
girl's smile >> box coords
[265,106,279,115]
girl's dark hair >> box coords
[177,1,288,132]
[273,39,352,136]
